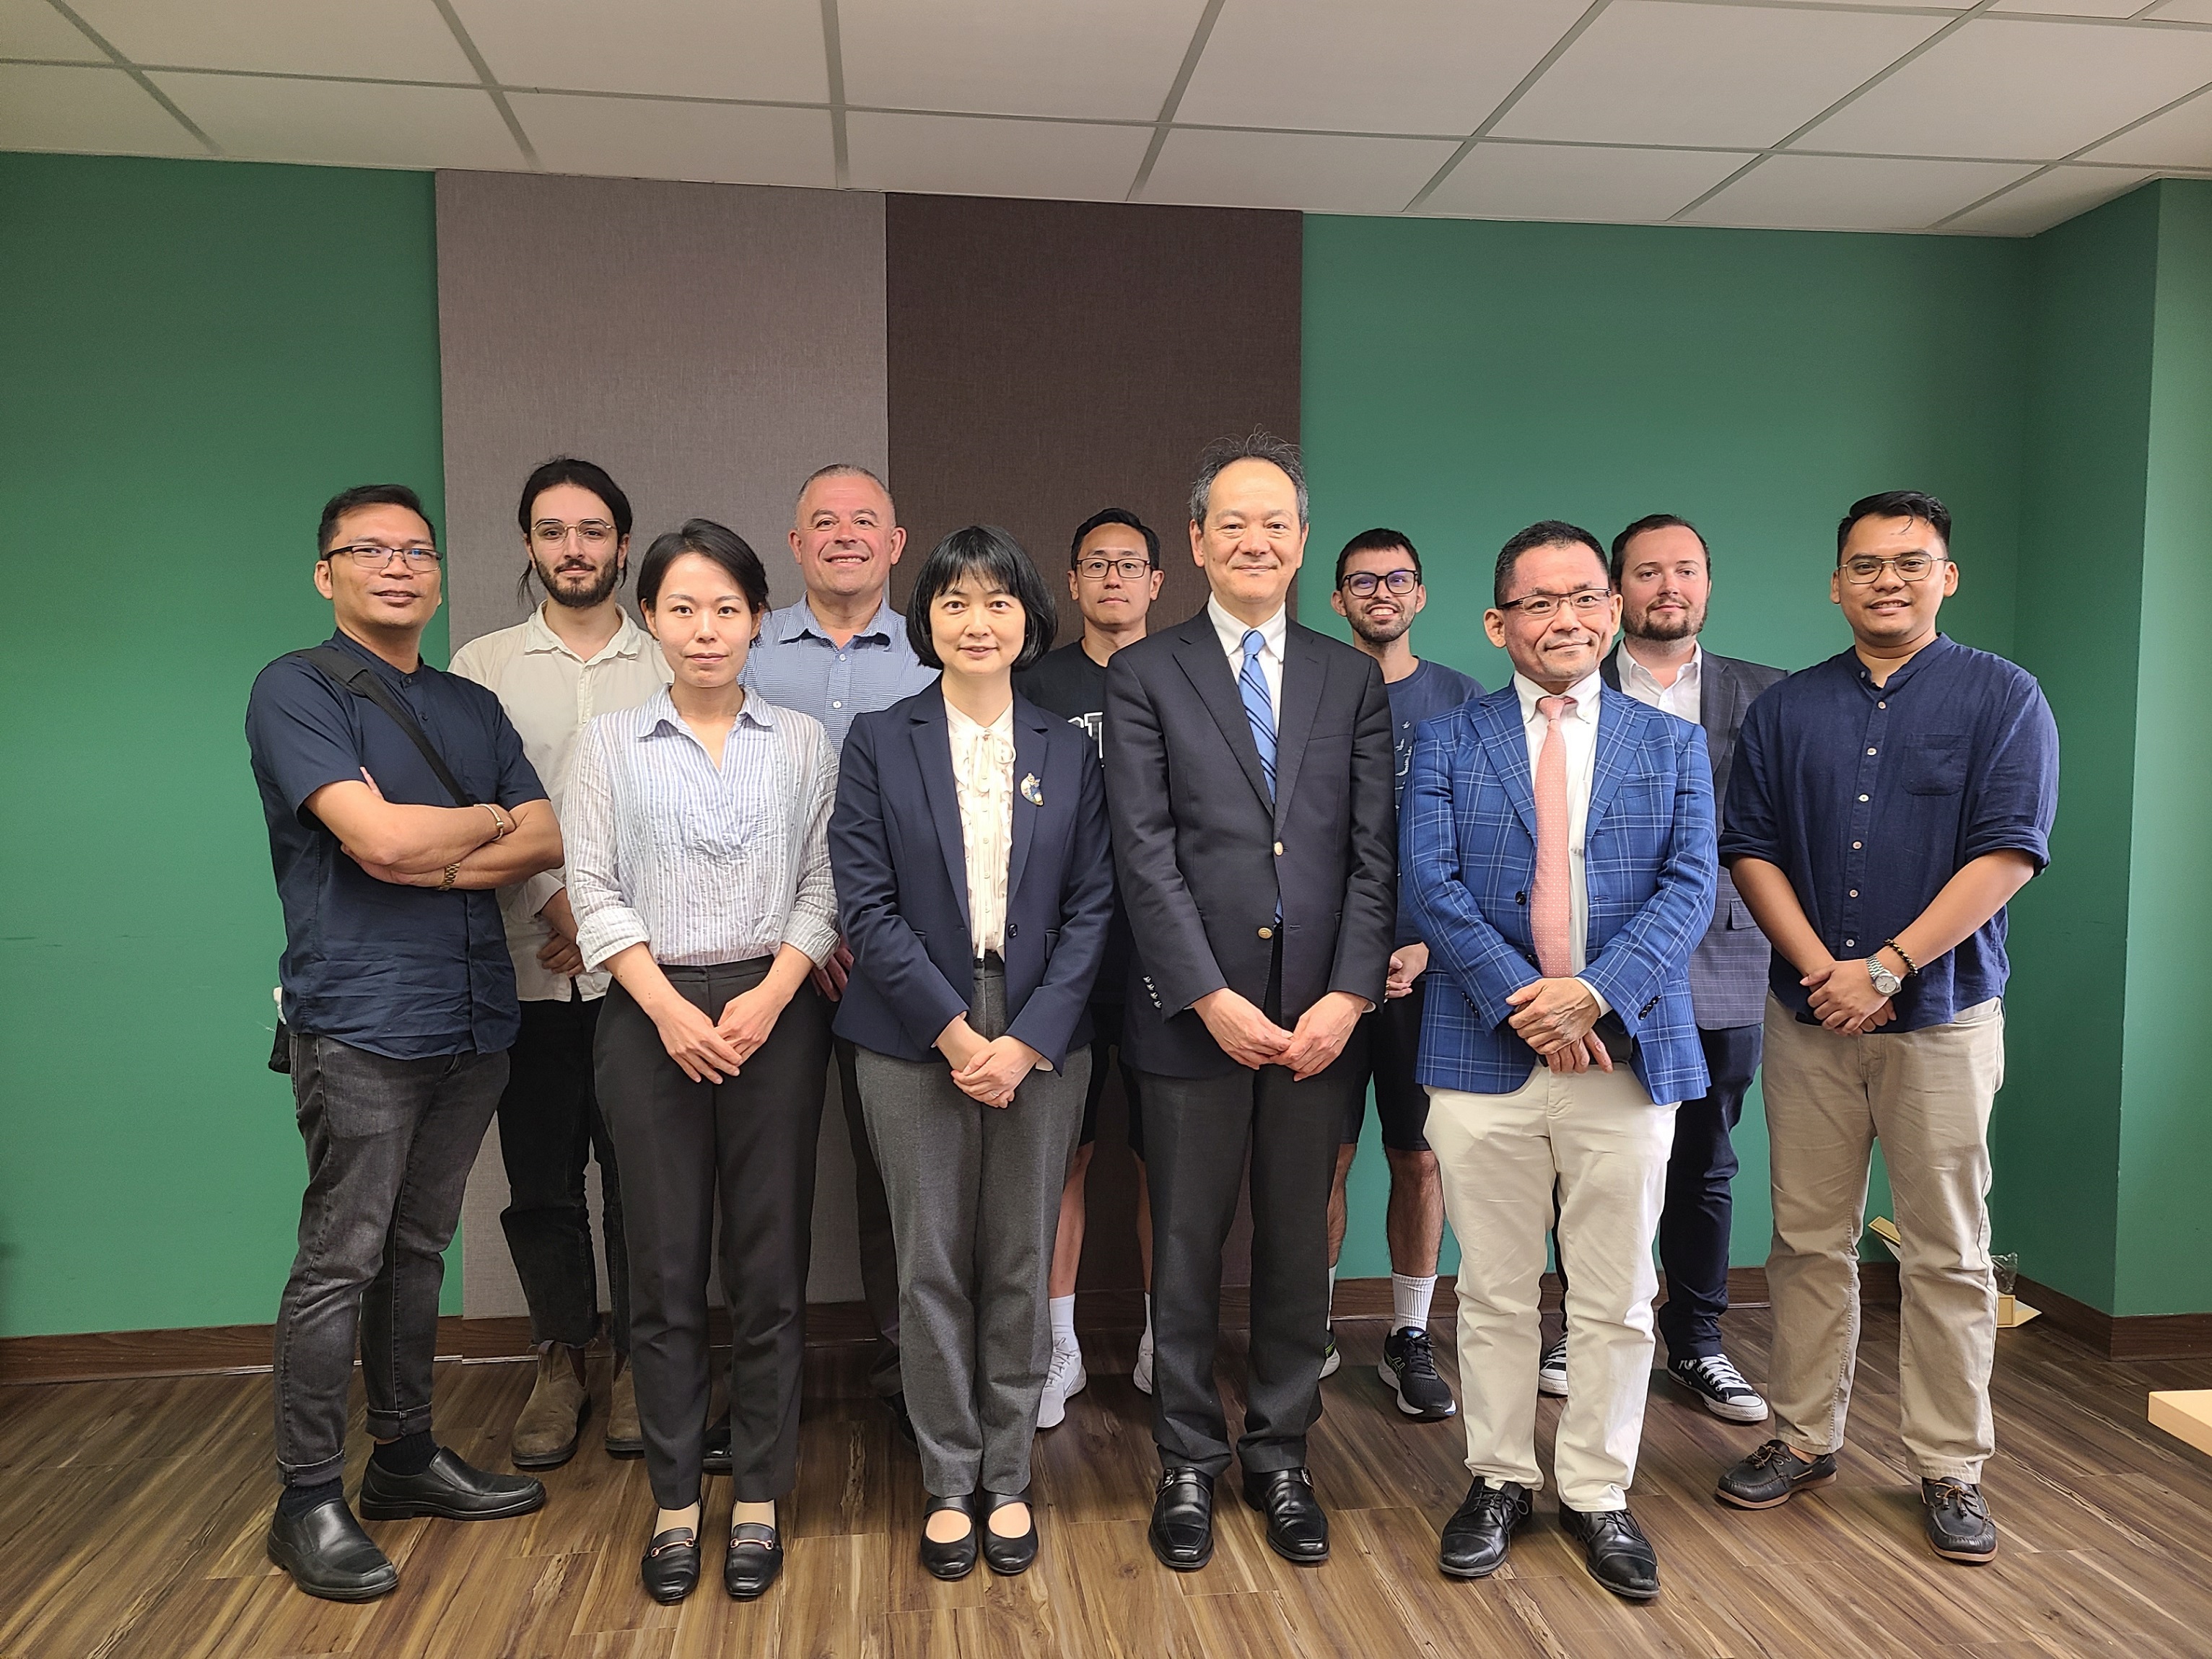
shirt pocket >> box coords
[1901,734,1969,796]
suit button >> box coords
[1257,927,1274,940]
[1007,923,1019,937]
[1273,841,1284,856]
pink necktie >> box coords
[1531,695,1575,978]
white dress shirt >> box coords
[449,605,672,1001]
[945,696,1016,956]
[1512,668,1609,1014]
[1207,595,1285,718]
[1615,640,1702,725]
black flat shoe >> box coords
[1560,1504,1661,1601]
[1438,1477,1531,1580]
[1148,1468,1215,1571]
[642,1526,700,1603]
[981,1489,1039,1576]
[725,1521,784,1598]
[357,1448,546,1522]
[701,1414,733,1477]
[266,1498,399,1602]
[1242,1466,1329,1564]
[919,1493,978,1580]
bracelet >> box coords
[1883,937,1920,978]
[481,803,511,841]
[439,863,459,890]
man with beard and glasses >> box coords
[1322,529,1479,1424]
[452,458,671,1469]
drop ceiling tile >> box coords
[1680,154,2037,231]
[151,71,526,169]
[450,0,825,102]
[1140,126,1458,213]
[68,0,476,81]
[2084,84,2212,165]
[1942,164,2156,232]
[1801,18,2212,160]
[1990,0,2146,14]
[1492,1,1944,150]
[0,61,205,153]
[512,93,833,188]
[1421,141,1755,223]
[839,0,1202,121]
[1,0,103,61]
[1176,0,1588,137]
[847,110,1150,199]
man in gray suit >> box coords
[1598,515,1784,1423]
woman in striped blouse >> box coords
[565,519,839,1606]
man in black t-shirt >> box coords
[1015,507,1165,1425]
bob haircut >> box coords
[635,518,771,617]
[905,525,1058,673]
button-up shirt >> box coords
[566,690,839,973]
[1721,635,2058,1031]
[740,595,938,752]
[1616,641,1702,725]
[1207,595,1285,717]
[945,696,1016,955]
[1512,670,1609,1013]
[450,605,671,1002]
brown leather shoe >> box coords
[512,1344,590,1468]
[605,1357,644,1458]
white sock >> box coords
[1049,1294,1077,1352]
[1141,1293,1153,1348]
[1326,1265,1338,1323]
[1392,1273,1437,1334]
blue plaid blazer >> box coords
[1404,682,1717,1103]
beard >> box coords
[1349,606,1412,648]
[535,555,623,610]
[1628,600,1704,642]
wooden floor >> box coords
[6,1308,2212,1658]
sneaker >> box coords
[1132,1326,1154,1396]
[1666,1352,1770,1424]
[1038,1344,1087,1429]
[1921,1478,1997,1563]
[1320,1330,1341,1379]
[1536,1335,1568,1398]
[1378,1328,1457,1422]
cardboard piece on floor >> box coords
[2149,1391,2212,1458]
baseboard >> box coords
[2014,1274,2212,1362]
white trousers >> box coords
[1427,1064,1676,1511]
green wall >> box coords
[0,152,448,1338]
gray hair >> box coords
[795,463,896,522]
[1189,431,1308,528]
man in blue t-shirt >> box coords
[1324,529,1482,1422]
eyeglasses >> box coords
[1497,588,1612,621]
[532,519,616,549]
[1075,556,1154,582]
[325,543,442,572]
[1840,552,1946,585]
[1341,569,1418,598]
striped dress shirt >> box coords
[567,688,840,972]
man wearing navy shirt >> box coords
[246,484,562,1600]
[1714,491,2058,1567]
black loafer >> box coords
[725,1521,784,1598]
[1921,1478,1997,1563]
[266,1498,399,1602]
[920,1493,979,1580]
[1438,1477,1531,1579]
[1148,1468,1215,1571]
[1242,1466,1329,1564]
[981,1489,1039,1576]
[1560,1505,1660,1601]
[356,1448,546,1522]
[641,1526,699,1603]
[1715,1440,1838,1510]
[702,1414,733,1477]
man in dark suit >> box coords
[1103,433,1396,1575]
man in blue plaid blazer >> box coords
[1403,523,1714,1603]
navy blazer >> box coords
[829,688,1116,1069]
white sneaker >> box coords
[1039,1344,1087,1428]
[1537,1335,1569,1398]
[1132,1327,1155,1395]
[1320,1328,1341,1378]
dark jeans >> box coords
[1656,1023,1763,1360]
[273,1034,507,1488]
[835,1034,904,1399]
[497,994,629,1354]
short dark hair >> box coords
[517,457,633,543]
[1069,507,1160,569]
[1494,520,1606,608]
[1335,527,1421,587]
[318,483,434,556]
[906,525,1057,673]
[1191,430,1308,528]
[1608,514,1708,586]
[635,518,770,617]
[1837,490,1951,560]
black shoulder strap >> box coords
[293,645,478,807]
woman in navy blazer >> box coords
[829,526,1114,1582]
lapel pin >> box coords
[1020,773,1044,806]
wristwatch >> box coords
[1867,955,1902,998]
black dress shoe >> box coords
[1437,1478,1531,1579]
[981,1489,1039,1576]
[1921,1478,1998,1563]
[641,1526,699,1603]
[1242,1467,1329,1564]
[1560,1505,1660,1601]
[919,1493,979,1580]
[1715,1440,1838,1510]
[702,1414,733,1477]
[357,1448,547,1522]
[266,1499,399,1602]
[1148,1468,1215,1571]
[887,1392,919,1450]
[725,1522,784,1598]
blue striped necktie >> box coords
[1239,629,1276,798]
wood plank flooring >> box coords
[5,1307,2212,1658]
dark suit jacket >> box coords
[1102,607,1397,1079]
[1601,644,1785,1029]
[829,688,1116,1069]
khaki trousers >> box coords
[1428,1064,1676,1511]
[1762,994,2004,1482]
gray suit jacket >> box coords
[1601,643,1785,1030]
